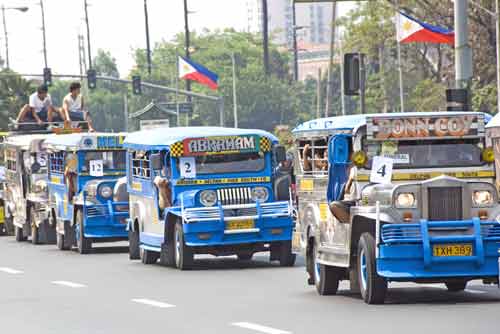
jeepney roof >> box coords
[293,112,492,136]
[123,126,278,150]
[44,132,127,151]
[4,133,54,150]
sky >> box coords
[2,0,355,78]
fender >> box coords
[351,212,396,225]
[302,202,321,246]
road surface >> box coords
[0,237,499,333]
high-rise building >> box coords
[246,0,333,47]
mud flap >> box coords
[38,220,57,244]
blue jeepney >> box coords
[293,112,500,304]
[123,127,296,269]
[45,133,129,254]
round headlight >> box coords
[200,190,217,207]
[251,187,269,203]
[99,185,113,199]
[396,193,416,208]
[473,190,493,206]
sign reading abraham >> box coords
[184,135,259,156]
[369,115,481,140]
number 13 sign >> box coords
[370,156,393,184]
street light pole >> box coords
[262,0,270,76]
[144,0,152,76]
[84,0,93,69]
[454,0,473,92]
[2,6,8,69]
[40,0,48,69]
[292,0,299,81]
[183,0,191,94]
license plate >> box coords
[226,220,254,230]
[433,244,473,257]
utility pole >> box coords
[144,0,152,76]
[454,0,472,92]
[292,0,299,81]
[183,0,191,95]
[84,0,93,69]
[325,1,337,117]
[232,52,238,128]
[262,0,270,76]
[40,0,48,69]
[316,68,322,118]
[2,6,8,69]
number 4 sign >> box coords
[179,157,196,179]
[370,156,393,184]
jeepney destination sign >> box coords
[183,135,259,155]
[368,114,481,140]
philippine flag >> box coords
[178,56,219,90]
[397,12,454,45]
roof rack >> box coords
[7,119,90,135]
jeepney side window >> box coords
[131,151,152,180]
[297,137,329,175]
[49,152,65,174]
[6,149,17,171]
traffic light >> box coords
[87,69,97,89]
[446,88,469,111]
[344,53,362,96]
[43,67,52,86]
[132,75,142,95]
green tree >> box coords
[0,70,35,129]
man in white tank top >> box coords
[62,82,95,132]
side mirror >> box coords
[150,153,162,170]
[31,162,41,173]
[274,145,287,163]
[328,135,350,165]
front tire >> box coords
[15,226,26,242]
[279,240,296,267]
[445,280,468,292]
[128,227,140,260]
[357,233,387,304]
[75,210,91,254]
[174,222,193,270]
[313,241,340,295]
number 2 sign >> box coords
[370,156,393,184]
[179,157,196,179]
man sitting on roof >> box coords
[16,84,65,126]
[61,82,95,132]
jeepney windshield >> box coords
[178,152,266,175]
[364,138,484,169]
[80,150,126,172]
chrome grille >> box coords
[217,187,252,205]
[428,187,462,221]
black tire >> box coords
[128,227,140,260]
[279,241,296,267]
[237,252,253,261]
[56,232,67,250]
[15,226,26,242]
[306,238,315,285]
[76,210,91,254]
[445,281,468,292]
[30,208,39,245]
[140,248,159,264]
[174,222,193,270]
[357,233,387,304]
[313,241,340,295]
[160,224,176,267]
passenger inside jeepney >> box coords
[64,154,78,202]
[329,164,357,224]
[154,154,172,213]
[302,143,328,172]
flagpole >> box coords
[176,52,180,126]
[395,0,405,113]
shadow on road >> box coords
[334,284,500,305]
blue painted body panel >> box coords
[378,219,500,280]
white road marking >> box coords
[0,267,23,274]
[231,322,291,334]
[131,298,176,309]
[51,281,86,288]
[465,289,487,294]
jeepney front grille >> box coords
[217,187,252,205]
[428,187,462,221]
